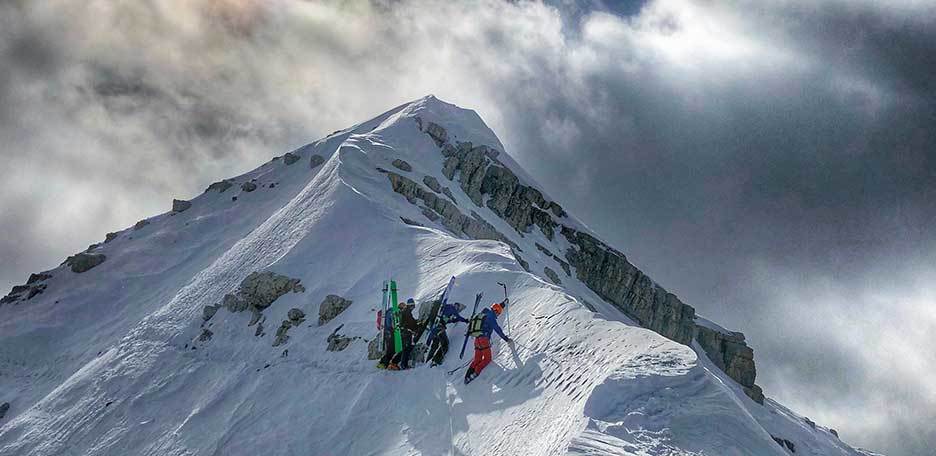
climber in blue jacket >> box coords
[427,301,468,366]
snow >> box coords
[0,96,876,455]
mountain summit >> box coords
[0,96,878,455]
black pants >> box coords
[428,329,449,365]
[389,332,415,368]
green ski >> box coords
[390,280,403,353]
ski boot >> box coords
[376,362,387,369]
[464,367,477,384]
[387,363,401,371]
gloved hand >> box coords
[503,298,509,305]
[504,337,512,343]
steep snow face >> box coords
[0,96,872,455]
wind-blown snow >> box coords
[0,96,874,455]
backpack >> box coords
[468,313,485,337]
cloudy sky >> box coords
[1,0,934,454]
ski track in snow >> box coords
[0,96,872,456]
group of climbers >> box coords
[376,289,510,383]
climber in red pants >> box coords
[465,301,510,384]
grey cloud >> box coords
[1,1,933,454]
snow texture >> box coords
[0,95,873,455]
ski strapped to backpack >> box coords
[459,292,483,359]
[417,276,455,345]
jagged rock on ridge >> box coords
[283,152,300,165]
[771,436,796,453]
[309,154,325,168]
[423,175,442,193]
[318,295,352,326]
[400,217,424,227]
[172,199,192,213]
[133,219,150,230]
[385,171,516,249]
[441,187,457,204]
[421,207,440,222]
[198,329,213,342]
[695,323,762,403]
[544,267,562,285]
[206,180,233,193]
[27,273,52,284]
[425,121,448,146]
[392,159,412,172]
[241,182,257,192]
[104,232,118,243]
[64,252,106,273]
[561,225,695,345]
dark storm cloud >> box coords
[1,1,933,454]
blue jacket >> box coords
[439,303,469,325]
[478,307,508,341]
[428,303,468,339]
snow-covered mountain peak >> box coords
[0,97,878,455]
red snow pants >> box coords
[469,336,492,373]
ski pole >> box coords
[446,360,471,376]
[497,282,509,334]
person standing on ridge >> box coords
[427,301,468,367]
[388,298,420,370]
[465,300,510,383]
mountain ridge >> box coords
[0,95,877,455]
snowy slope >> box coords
[0,96,879,455]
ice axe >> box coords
[497,282,510,334]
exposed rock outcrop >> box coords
[0,402,8,421]
[271,307,307,346]
[172,199,191,213]
[220,272,305,329]
[2,272,53,305]
[424,121,448,146]
[206,180,233,193]
[241,182,257,192]
[561,225,695,345]
[695,322,763,404]
[318,295,352,326]
[367,336,383,359]
[133,219,150,230]
[287,308,305,322]
[283,152,300,165]
[423,175,442,193]
[309,154,325,168]
[64,252,106,273]
[424,125,562,240]
[326,325,358,352]
[272,320,293,347]
[772,436,796,453]
[385,171,516,249]
[104,232,118,243]
[544,267,561,285]
[392,159,412,172]
[27,273,52,284]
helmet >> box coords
[491,303,504,315]
[406,298,415,305]
[454,302,466,311]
